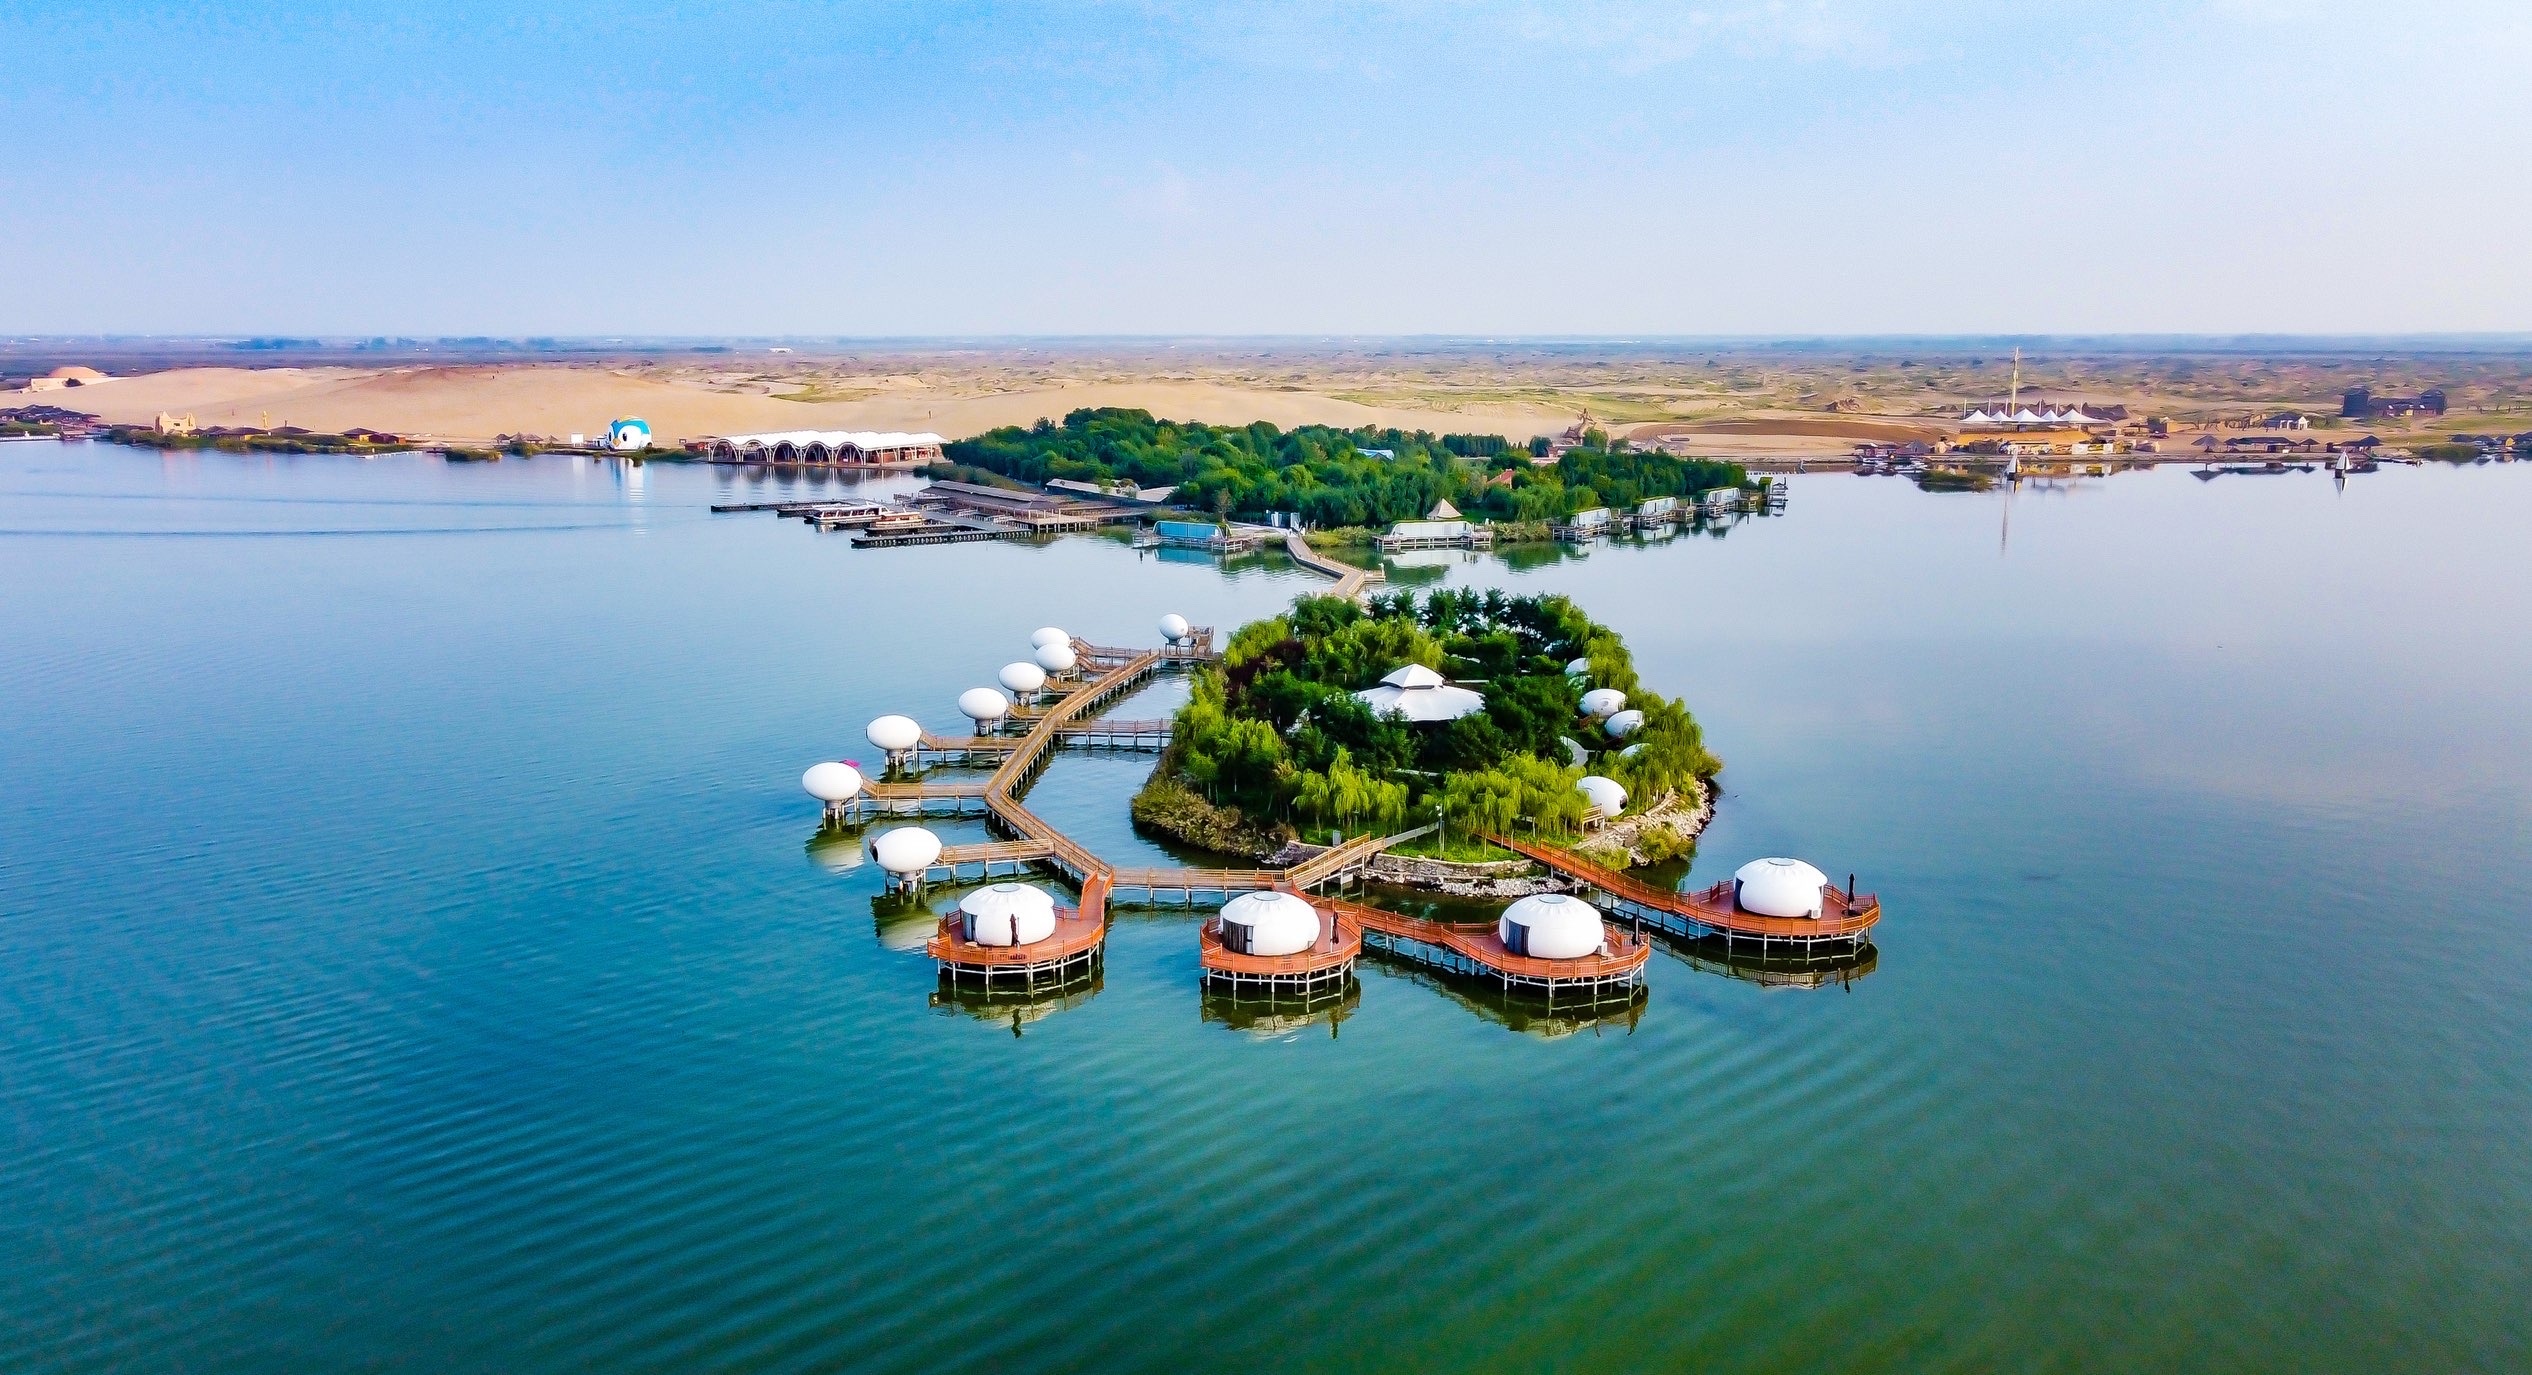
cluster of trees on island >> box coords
[945,408,1752,529]
[1132,590,1720,859]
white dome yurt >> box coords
[958,882,1058,946]
[1029,627,1071,650]
[1734,857,1829,919]
[866,714,922,753]
[1215,890,1324,958]
[1498,893,1606,960]
[802,761,864,803]
[1565,657,1592,678]
[958,687,1011,725]
[998,661,1047,695]
[1576,775,1627,816]
[1579,687,1627,719]
[1603,709,1645,739]
[1033,641,1078,674]
[1159,612,1191,642]
[870,826,943,875]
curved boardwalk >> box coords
[895,638,1714,1003]
[1486,834,1879,957]
[1283,531,1382,602]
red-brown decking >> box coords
[1325,895,1652,995]
[1486,834,1879,952]
[927,874,1111,987]
[1197,895,1362,994]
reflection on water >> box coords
[1375,962,1648,1038]
[11,448,2532,1373]
[804,826,867,874]
[1200,981,1361,1038]
[929,969,1103,1033]
[1668,941,1879,989]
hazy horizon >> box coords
[8,1,2529,337]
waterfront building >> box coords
[607,418,652,451]
[699,430,944,465]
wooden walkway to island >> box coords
[1486,834,1880,957]
[910,638,1655,1000]
[1283,531,1382,602]
[905,532,1873,1003]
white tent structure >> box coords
[1498,893,1606,960]
[1353,665,1486,723]
[1734,857,1830,919]
[958,883,1058,946]
[870,827,943,875]
[1216,891,1324,958]
[1576,775,1627,816]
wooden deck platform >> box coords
[1198,899,1361,995]
[1329,895,1652,996]
[1488,834,1879,955]
[860,777,992,815]
[1283,531,1383,602]
[928,875,1110,988]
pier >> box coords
[880,639,1624,1000]
[1487,834,1879,958]
[1332,895,1651,998]
[852,587,1874,1011]
[1282,531,1383,602]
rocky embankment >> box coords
[1572,781,1714,869]
[1128,771,1288,859]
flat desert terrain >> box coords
[8,340,2528,454]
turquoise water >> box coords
[4,443,2529,1372]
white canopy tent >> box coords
[1353,664,1486,723]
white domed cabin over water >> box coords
[1201,890,1359,996]
[792,595,1881,1020]
[699,430,944,466]
[929,878,1109,989]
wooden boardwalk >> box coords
[1282,531,1383,602]
[1328,895,1651,997]
[876,640,1757,1004]
[860,777,991,815]
[1486,834,1879,955]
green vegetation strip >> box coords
[1131,589,1719,863]
[948,408,1753,528]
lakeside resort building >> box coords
[698,430,944,466]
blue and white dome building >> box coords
[607,417,652,452]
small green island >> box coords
[946,407,1757,539]
[1132,589,1720,874]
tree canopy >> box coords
[1143,589,1722,847]
[946,408,1751,527]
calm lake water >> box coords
[4,442,2528,1373]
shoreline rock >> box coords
[1572,780,1715,869]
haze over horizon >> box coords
[8,1,2528,337]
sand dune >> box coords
[54,365,1578,444]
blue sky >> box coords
[6,1,2527,335]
